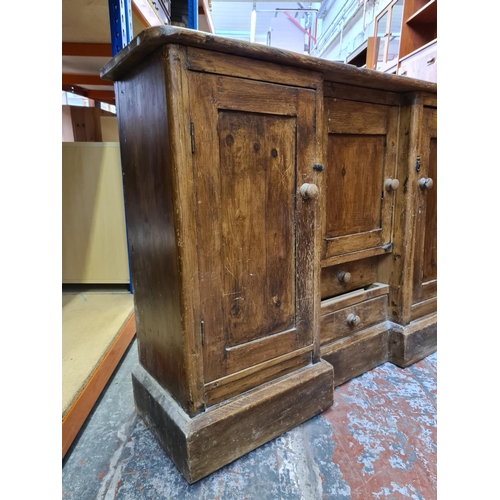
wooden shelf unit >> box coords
[399,0,437,62]
[406,0,437,26]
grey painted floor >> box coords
[62,339,437,499]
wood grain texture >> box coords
[327,99,389,135]
[62,314,136,457]
[321,257,378,300]
[114,49,203,416]
[326,135,385,236]
[323,81,401,106]
[205,349,312,407]
[321,283,389,315]
[387,97,422,325]
[213,76,298,116]
[164,45,206,415]
[189,71,319,383]
[312,79,326,363]
[410,297,437,321]
[132,360,334,483]
[101,26,437,94]
[321,323,390,386]
[323,98,399,259]
[321,295,388,345]
[187,46,320,89]
[320,245,393,268]
[218,111,295,346]
[62,143,130,284]
[389,313,437,367]
[412,107,437,305]
[421,279,437,301]
[70,106,103,142]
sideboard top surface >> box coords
[101,26,437,95]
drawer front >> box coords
[321,295,388,345]
[321,257,378,300]
[398,42,437,83]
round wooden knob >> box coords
[347,313,360,327]
[385,178,399,191]
[337,271,351,284]
[300,183,319,200]
[418,178,434,190]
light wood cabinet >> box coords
[323,98,399,261]
[102,26,437,483]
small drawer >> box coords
[398,41,437,83]
[321,257,378,300]
[320,294,388,345]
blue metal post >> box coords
[108,0,133,56]
[187,0,198,30]
[108,0,134,292]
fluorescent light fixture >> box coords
[250,3,257,43]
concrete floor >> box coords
[62,340,436,499]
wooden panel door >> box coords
[323,99,399,259]
[189,73,319,383]
[412,106,437,304]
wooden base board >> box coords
[320,314,437,385]
[321,323,391,386]
[132,360,334,483]
[62,313,137,458]
[388,313,437,368]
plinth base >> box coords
[389,313,437,368]
[132,360,334,483]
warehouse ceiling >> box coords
[62,0,321,105]
[62,0,214,105]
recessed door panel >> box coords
[218,111,296,346]
[327,134,385,238]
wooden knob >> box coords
[300,183,319,200]
[347,313,360,327]
[385,178,399,191]
[418,178,434,190]
[337,271,351,284]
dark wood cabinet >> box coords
[102,26,437,483]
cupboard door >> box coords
[323,99,399,259]
[189,73,319,383]
[412,107,437,304]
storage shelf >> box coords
[399,38,437,62]
[406,0,437,25]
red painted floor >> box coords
[321,355,437,499]
[63,341,437,499]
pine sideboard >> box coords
[102,26,437,483]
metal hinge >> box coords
[190,123,195,154]
[200,320,205,346]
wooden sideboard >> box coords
[102,26,437,483]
